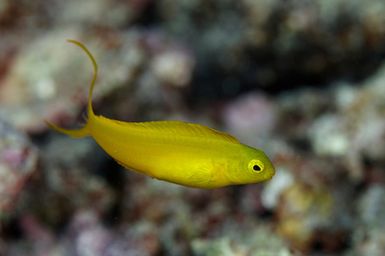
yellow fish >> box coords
[46,40,275,188]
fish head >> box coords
[228,144,275,185]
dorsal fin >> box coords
[126,120,240,144]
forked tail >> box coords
[45,39,98,138]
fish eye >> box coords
[248,159,264,173]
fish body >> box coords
[47,40,275,188]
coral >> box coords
[0,119,37,217]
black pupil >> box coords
[253,165,261,171]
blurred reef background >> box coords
[1,0,385,255]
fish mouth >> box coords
[265,168,275,180]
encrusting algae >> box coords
[46,40,275,189]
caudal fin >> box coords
[45,120,90,138]
[45,39,98,138]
